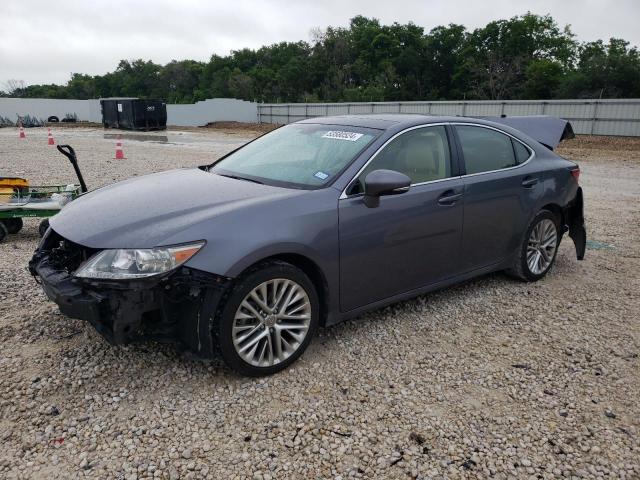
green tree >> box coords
[462,13,576,99]
[424,24,468,99]
[559,38,640,98]
[523,59,564,98]
[159,60,204,103]
[228,68,254,100]
[4,13,639,103]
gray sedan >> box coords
[30,115,585,376]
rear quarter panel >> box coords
[527,150,579,220]
[490,121,579,222]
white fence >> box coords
[257,99,640,136]
[4,98,640,135]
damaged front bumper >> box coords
[29,229,230,359]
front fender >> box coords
[224,242,328,278]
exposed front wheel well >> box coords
[236,253,330,326]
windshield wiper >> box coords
[216,173,264,184]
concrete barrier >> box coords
[0,98,258,126]
[0,98,102,123]
[167,98,257,126]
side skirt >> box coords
[326,259,510,326]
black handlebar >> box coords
[56,145,88,193]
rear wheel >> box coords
[216,261,319,376]
[4,218,23,234]
[508,210,560,281]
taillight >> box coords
[570,166,580,183]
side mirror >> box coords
[363,169,411,208]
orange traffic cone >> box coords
[19,126,26,139]
[114,137,125,159]
[47,128,55,145]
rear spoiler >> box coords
[482,115,575,150]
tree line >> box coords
[3,13,640,103]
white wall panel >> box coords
[258,99,640,136]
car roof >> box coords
[298,114,429,129]
[298,114,504,130]
[296,113,556,150]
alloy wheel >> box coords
[526,218,558,275]
[232,279,312,367]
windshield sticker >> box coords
[322,131,364,142]
[314,171,329,180]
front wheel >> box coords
[508,210,560,281]
[216,261,319,376]
[4,218,23,234]
[0,222,7,243]
[39,219,50,237]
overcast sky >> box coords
[1,0,639,86]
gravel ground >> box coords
[0,127,638,479]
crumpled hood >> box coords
[50,168,300,248]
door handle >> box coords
[438,192,463,205]
[521,177,539,188]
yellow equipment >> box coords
[0,177,29,203]
[1,145,87,242]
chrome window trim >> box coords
[339,121,536,199]
[451,122,536,178]
[339,123,453,199]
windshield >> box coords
[210,123,379,188]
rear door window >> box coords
[512,139,532,164]
[455,125,517,174]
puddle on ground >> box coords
[102,131,248,147]
[103,133,168,143]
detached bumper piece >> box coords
[29,229,230,359]
[566,187,586,260]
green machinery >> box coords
[0,145,87,242]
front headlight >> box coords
[74,241,205,279]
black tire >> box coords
[39,219,50,237]
[215,261,319,376]
[4,217,23,234]
[508,209,560,282]
[0,222,7,243]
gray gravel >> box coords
[1,128,639,479]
